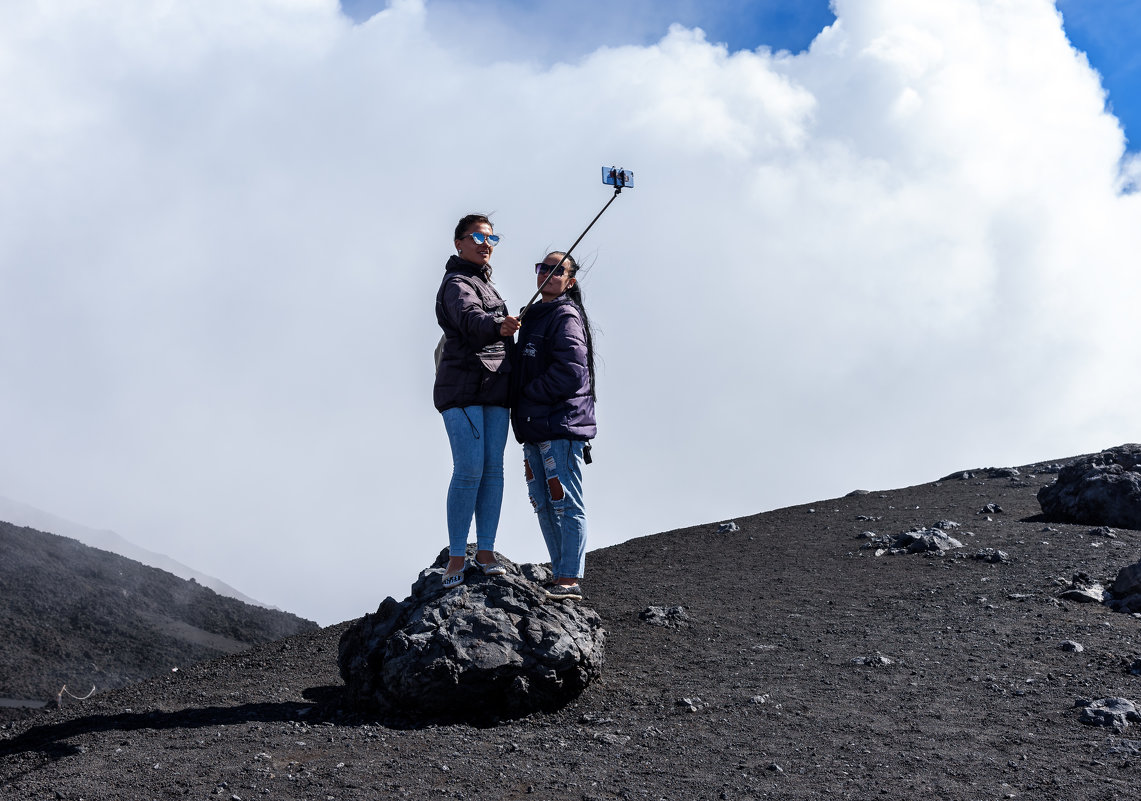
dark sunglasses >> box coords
[464,232,500,246]
[535,262,568,276]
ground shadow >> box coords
[0,685,346,761]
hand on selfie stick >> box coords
[499,315,520,337]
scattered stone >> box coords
[933,520,961,531]
[1111,560,1141,597]
[969,548,1012,564]
[639,606,690,628]
[337,547,605,721]
[1089,526,1118,539]
[717,521,739,533]
[893,528,963,554]
[856,514,882,522]
[987,467,1021,478]
[1076,697,1141,729]
[749,694,770,704]
[1059,640,1085,653]
[978,503,1004,515]
[1103,559,1141,614]
[941,470,974,481]
[676,697,705,713]
[1057,572,1110,604]
[767,763,784,773]
[851,653,895,667]
[1107,739,1141,756]
[1128,660,1141,676]
[846,489,870,497]
[1038,445,1141,530]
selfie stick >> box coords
[518,167,633,321]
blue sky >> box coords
[343,0,1139,150]
[1057,0,1141,150]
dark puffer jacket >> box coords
[433,256,514,412]
[511,295,596,443]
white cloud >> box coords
[1,0,1137,624]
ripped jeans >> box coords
[523,439,588,580]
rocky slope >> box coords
[2,456,1141,800]
[0,522,317,708]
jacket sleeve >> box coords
[522,307,589,404]
[440,277,502,346]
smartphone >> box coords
[602,167,634,188]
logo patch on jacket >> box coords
[522,342,538,358]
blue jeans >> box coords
[442,405,510,558]
[523,439,588,580]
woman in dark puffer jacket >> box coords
[434,214,520,588]
[512,251,597,601]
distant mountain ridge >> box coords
[0,494,268,608]
[0,520,317,707]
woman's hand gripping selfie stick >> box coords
[518,167,633,321]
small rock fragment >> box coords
[639,606,690,628]
[971,548,1012,564]
[1077,697,1141,729]
[1058,572,1110,604]
[893,528,962,554]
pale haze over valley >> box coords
[1,0,1139,625]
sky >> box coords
[2,0,1140,626]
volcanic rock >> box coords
[1103,558,1141,613]
[969,548,1011,564]
[1037,445,1141,530]
[1057,572,1109,604]
[893,527,963,554]
[337,548,605,722]
[639,606,690,628]
[1077,697,1141,729]
[1111,559,1141,597]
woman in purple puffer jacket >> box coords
[512,251,597,602]
[434,214,520,589]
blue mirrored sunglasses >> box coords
[465,232,501,246]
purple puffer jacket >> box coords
[511,295,596,443]
[433,256,514,412]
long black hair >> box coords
[547,251,596,400]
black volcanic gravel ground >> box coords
[3,459,1141,800]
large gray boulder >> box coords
[1037,445,1141,530]
[338,548,605,722]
